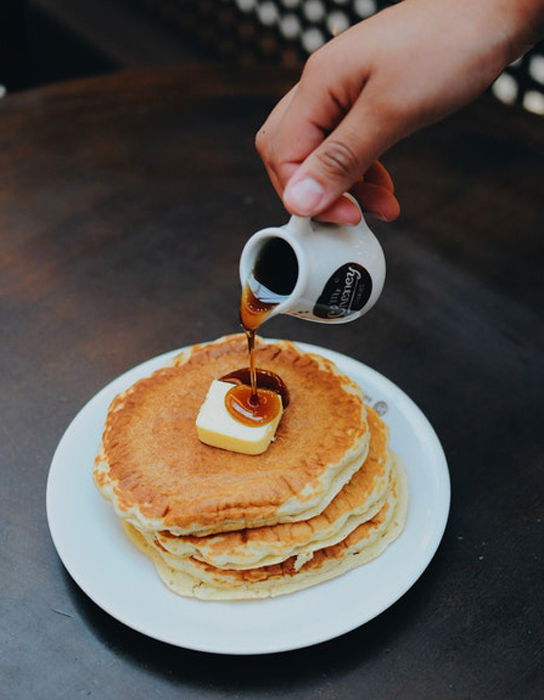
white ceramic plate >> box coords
[46,341,450,655]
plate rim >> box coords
[46,339,450,654]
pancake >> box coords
[94,334,370,536]
[123,454,408,600]
[154,406,391,570]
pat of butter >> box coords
[196,380,283,455]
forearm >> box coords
[391,0,544,90]
[401,0,544,51]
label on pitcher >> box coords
[313,263,372,319]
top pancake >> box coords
[94,334,369,536]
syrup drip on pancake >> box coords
[232,238,298,425]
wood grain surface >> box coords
[0,65,543,699]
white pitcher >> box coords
[239,197,386,324]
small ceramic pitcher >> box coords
[239,197,386,324]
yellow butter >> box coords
[196,380,282,455]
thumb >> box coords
[282,95,400,217]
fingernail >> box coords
[375,210,391,222]
[284,177,325,215]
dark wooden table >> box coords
[1,65,543,699]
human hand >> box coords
[256,0,543,224]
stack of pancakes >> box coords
[94,335,408,599]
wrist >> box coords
[509,0,544,45]
[430,0,544,87]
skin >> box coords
[256,0,544,224]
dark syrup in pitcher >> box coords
[224,238,298,426]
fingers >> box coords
[256,81,326,191]
[255,85,297,183]
[351,181,400,222]
[255,32,402,223]
[328,161,398,223]
[260,95,400,224]
[282,84,402,217]
[257,44,371,204]
[316,196,363,225]
[363,161,395,193]
[314,181,400,225]
[259,89,400,224]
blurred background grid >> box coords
[0,0,543,114]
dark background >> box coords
[0,2,543,699]
[2,0,544,107]
[0,0,201,90]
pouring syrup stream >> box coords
[239,284,277,405]
[222,238,298,426]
